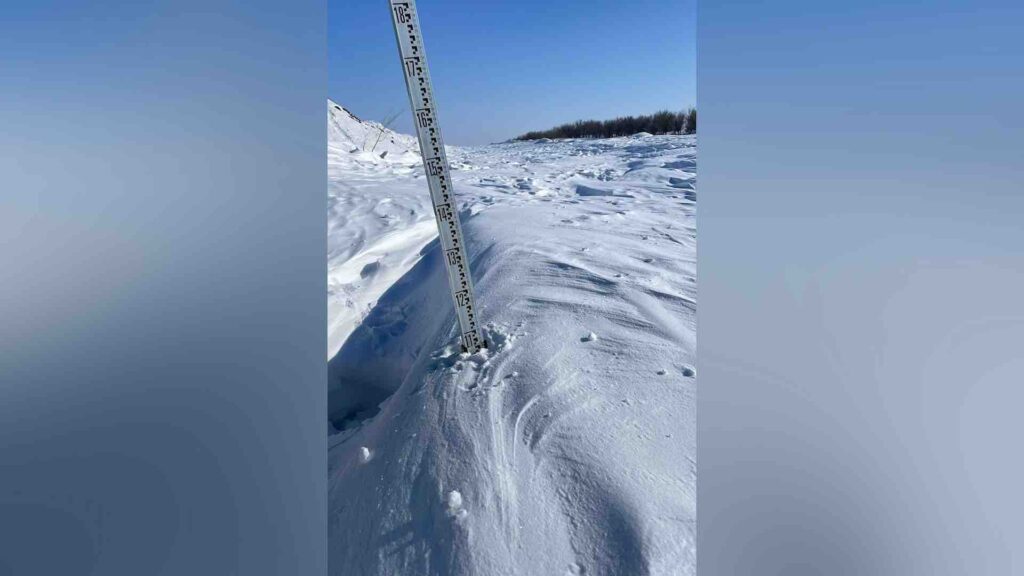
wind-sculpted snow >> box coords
[328,103,696,575]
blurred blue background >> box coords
[1,1,326,574]
[699,0,1024,573]
[329,0,696,145]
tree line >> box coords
[515,108,696,141]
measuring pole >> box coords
[387,0,485,353]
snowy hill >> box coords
[327,101,696,575]
[328,99,419,165]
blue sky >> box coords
[329,0,695,145]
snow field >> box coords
[327,102,696,575]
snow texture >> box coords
[327,101,696,575]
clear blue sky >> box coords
[330,0,696,145]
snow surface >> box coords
[327,100,696,575]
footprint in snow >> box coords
[359,261,380,279]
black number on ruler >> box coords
[404,57,421,77]
[427,157,444,177]
[445,248,462,267]
[435,204,453,221]
[393,3,411,24]
[416,108,433,128]
[455,290,470,307]
[462,331,480,350]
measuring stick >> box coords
[387,0,485,353]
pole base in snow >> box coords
[461,340,489,354]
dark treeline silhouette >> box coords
[515,109,696,141]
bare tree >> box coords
[365,109,404,153]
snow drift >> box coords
[328,101,696,575]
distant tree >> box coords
[651,110,674,134]
[515,109,696,141]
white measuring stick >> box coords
[387,0,485,353]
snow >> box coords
[327,101,696,575]
[445,490,468,521]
